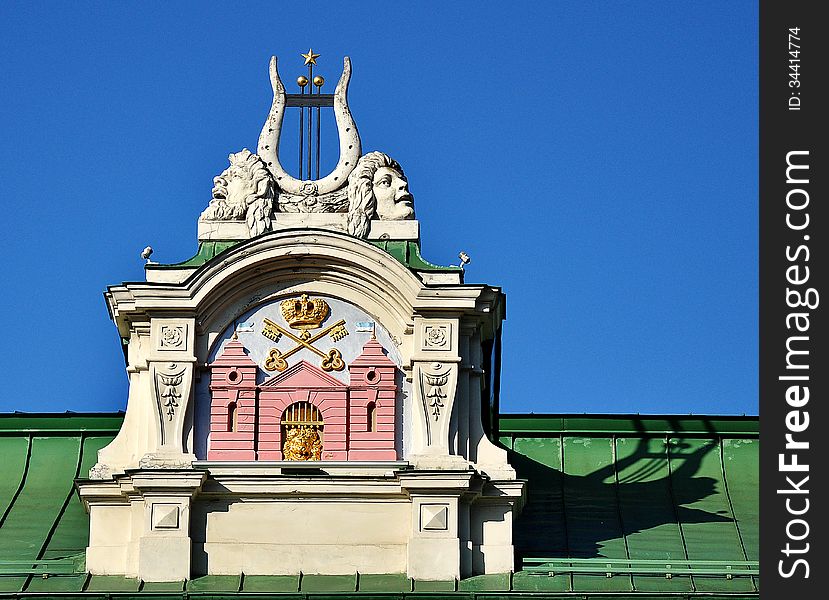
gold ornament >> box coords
[320,348,345,372]
[280,294,329,338]
[282,425,323,461]
[301,48,320,66]
[264,348,288,372]
[262,319,283,343]
[296,75,309,87]
[313,75,324,87]
[260,294,350,373]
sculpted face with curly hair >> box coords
[347,152,414,238]
[200,149,275,236]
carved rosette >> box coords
[159,325,185,349]
[151,362,193,450]
[424,326,448,348]
[414,361,458,452]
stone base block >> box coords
[197,217,419,242]
[139,536,191,582]
[407,537,460,581]
[197,542,406,575]
[86,545,129,576]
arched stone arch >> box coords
[190,231,422,327]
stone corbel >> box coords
[412,360,459,456]
[145,361,195,466]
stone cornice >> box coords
[105,229,503,338]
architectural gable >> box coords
[79,51,519,585]
[211,338,257,366]
[260,359,347,389]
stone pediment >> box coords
[260,359,347,389]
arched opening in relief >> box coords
[227,401,238,432]
[366,401,377,432]
[281,402,324,461]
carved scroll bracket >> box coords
[125,323,151,374]
[150,361,195,459]
[411,360,460,458]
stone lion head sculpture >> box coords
[347,152,414,238]
[200,148,275,236]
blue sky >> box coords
[0,2,758,415]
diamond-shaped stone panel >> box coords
[420,504,448,531]
[151,504,180,530]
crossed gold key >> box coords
[262,318,348,372]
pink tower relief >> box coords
[207,337,398,461]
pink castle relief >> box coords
[207,337,398,461]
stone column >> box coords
[464,324,515,480]
[471,481,526,574]
[453,326,473,461]
[132,471,206,582]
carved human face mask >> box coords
[373,167,414,220]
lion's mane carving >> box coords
[200,149,275,236]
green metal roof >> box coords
[370,240,462,272]
[152,240,239,268]
[146,238,460,273]
[498,413,759,436]
[0,413,758,598]
[0,415,121,594]
[499,413,758,596]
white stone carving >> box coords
[347,152,415,238]
[257,56,361,197]
[424,325,449,349]
[277,187,348,213]
[151,504,181,530]
[192,58,421,241]
[157,366,184,421]
[151,361,193,450]
[88,462,112,480]
[416,362,457,449]
[424,370,448,421]
[199,149,275,237]
[420,504,449,531]
[159,324,185,349]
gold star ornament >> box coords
[301,48,320,66]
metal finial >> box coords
[301,48,320,66]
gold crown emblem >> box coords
[281,294,329,333]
